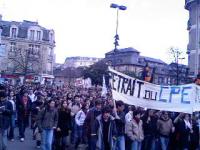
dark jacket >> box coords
[177,120,191,149]
[190,120,199,150]
[84,107,101,138]
[0,100,12,130]
[56,109,71,136]
[92,115,117,150]
[37,107,58,131]
[16,95,32,119]
[115,111,125,136]
[31,101,44,116]
[142,115,157,137]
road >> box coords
[7,128,36,150]
[7,128,86,150]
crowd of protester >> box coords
[0,82,200,150]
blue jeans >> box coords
[70,117,75,144]
[116,136,125,150]
[74,125,84,147]
[88,137,97,150]
[42,129,54,150]
[0,129,7,150]
[159,136,169,150]
[132,140,142,150]
[8,114,15,139]
[142,135,156,150]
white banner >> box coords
[109,67,200,114]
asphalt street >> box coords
[7,128,86,150]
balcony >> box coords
[185,0,196,10]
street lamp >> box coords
[110,3,127,51]
[110,3,127,69]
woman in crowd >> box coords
[141,109,157,150]
[55,100,71,150]
[7,91,16,141]
[37,99,58,150]
[125,110,144,150]
[177,113,193,150]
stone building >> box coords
[105,47,189,85]
[64,56,102,68]
[0,15,55,83]
[185,0,200,76]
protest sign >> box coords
[109,67,199,113]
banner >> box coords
[109,67,200,114]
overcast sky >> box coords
[0,0,189,64]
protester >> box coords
[115,101,125,150]
[125,106,134,123]
[157,111,174,150]
[16,90,32,142]
[69,95,81,145]
[0,84,12,150]
[84,99,102,150]
[177,113,193,150]
[7,91,16,141]
[92,106,117,150]
[37,99,58,150]
[32,94,44,148]
[141,109,157,150]
[55,100,71,150]
[74,103,87,149]
[125,110,144,150]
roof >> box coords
[65,56,102,62]
[0,19,51,40]
[106,47,140,55]
[139,56,167,64]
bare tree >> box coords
[169,47,186,85]
[9,47,41,82]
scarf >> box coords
[184,119,192,129]
[134,117,140,124]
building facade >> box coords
[0,15,55,83]
[105,47,189,85]
[64,56,102,68]
[185,0,200,76]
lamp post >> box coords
[110,3,127,69]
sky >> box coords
[0,0,189,64]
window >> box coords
[47,63,52,72]
[49,33,53,42]
[29,44,34,54]
[11,28,17,38]
[10,42,16,52]
[34,45,40,55]
[48,48,52,56]
[36,31,41,41]
[30,30,35,40]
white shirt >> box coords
[75,109,86,126]
[28,94,37,102]
[184,119,192,129]
[125,111,133,123]
[8,99,16,111]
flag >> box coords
[101,75,107,97]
